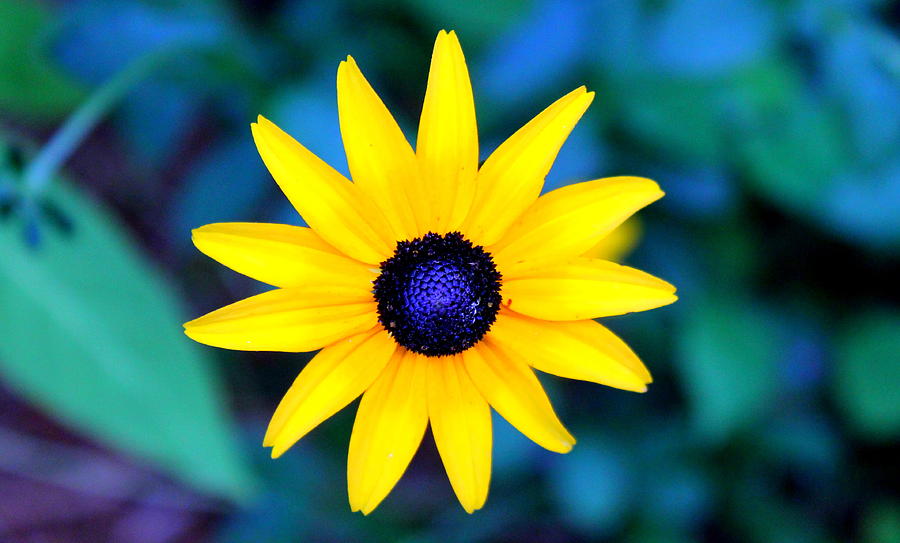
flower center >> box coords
[373,232,502,356]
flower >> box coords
[184,30,676,514]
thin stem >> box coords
[21,47,177,197]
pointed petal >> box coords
[417,30,479,233]
[582,217,641,262]
[347,349,428,514]
[491,176,664,275]
[183,287,377,352]
[427,355,492,513]
[488,310,651,391]
[500,258,677,320]
[338,56,426,239]
[462,341,574,453]
[461,88,595,246]
[251,116,393,264]
[192,222,375,289]
[266,328,396,457]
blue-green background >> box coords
[1,0,898,541]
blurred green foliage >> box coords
[0,165,253,501]
[0,0,898,541]
[0,1,84,118]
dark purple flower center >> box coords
[373,232,502,356]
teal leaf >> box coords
[862,501,900,543]
[0,178,254,501]
[676,298,781,445]
[404,0,531,46]
[834,309,900,440]
[616,76,726,163]
[738,96,851,217]
[550,439,633,535]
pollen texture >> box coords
[373,232,502,356]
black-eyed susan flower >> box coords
[184,30,676,514]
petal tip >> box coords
[270,446,286,459]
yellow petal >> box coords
[183,287,377,352]
[462,341,574,453]
[583,216,641,262]
[348,349,428,514]
[251,116,393,264]
[417,30,479,233]
[461,87,595,246]
[491,176,664,275]
[192,222,375,289]
[488,310,651,391]
[500,258,677,320]
[338,56,426,239]
[427,355,492,513]
[266,328,396,457]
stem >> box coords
[21,48,177,197]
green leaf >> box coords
[0,178,254,501]
[676,297,780,445]
[834,309,900,440]
[0,1,84,119]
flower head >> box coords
[184,30,676,514]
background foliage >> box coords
[1,0,898,541]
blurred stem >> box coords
[21,48,177,197]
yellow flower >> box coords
[184,30,676,514]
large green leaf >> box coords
[834,309,900,440]
[0,178,253,501]
[0,1,84,118]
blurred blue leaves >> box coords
[478,0,590,108]
[649,0,775,77]
[544,120,607,192]
[823,22,900,163]
[54,0,225,83]
[169,136,272,252]
[118,79,199,167]
[263,72,349,178]
[655,165,735,219]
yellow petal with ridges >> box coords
[427,355,492,513]
[183,287,377,352]
[192,222,375,289]
[490,176,664,275]
[251,116,393,264]
[462,341,574,453]
[488,310,651,390]
[461,87,595,246]
[266,328,396,457]
[348,349,429,514]
[338,56,426,239]
[500,258,677,320]
[417,30,479,233]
